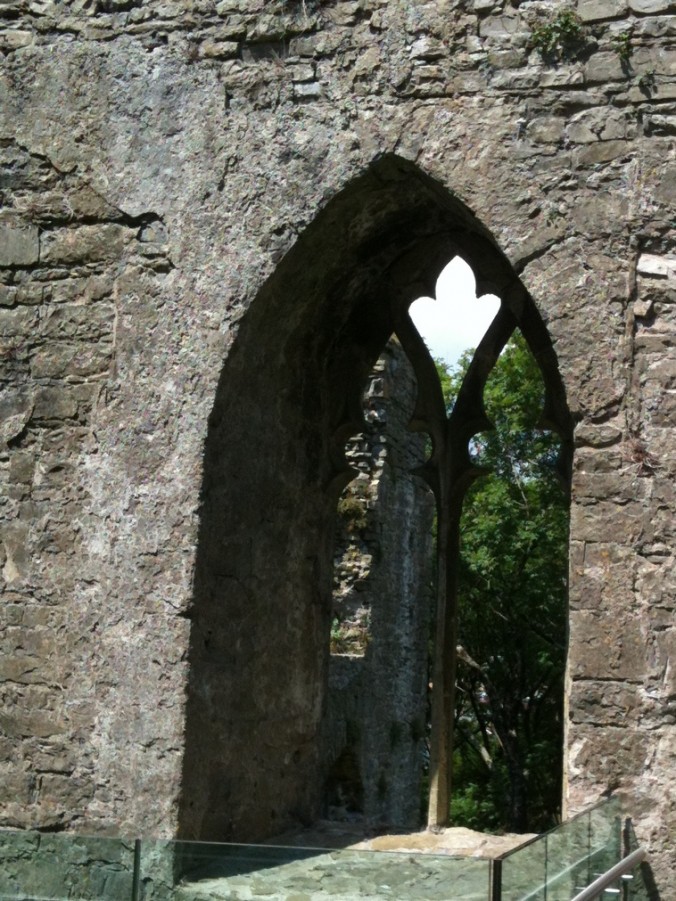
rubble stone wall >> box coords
[0,0,674,893]
[327,341,434,829]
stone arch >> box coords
[177,154,573,842]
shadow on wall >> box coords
[325,338,435,832]
[176,154,571,843]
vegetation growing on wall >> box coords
[337,484,370,532]
[529,9,588,63]
[330,614,371,654]
[612,29,633,66]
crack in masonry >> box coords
[8,139,167,232]
[513,236,569,272]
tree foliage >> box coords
[441,332,569,833]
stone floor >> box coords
[172,822,535,901]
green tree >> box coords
[440,332,569,833]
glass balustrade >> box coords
[0,829,490,900]
[496,797,622,901]
[0,798,647,901]
[137,839,491,900]
[0,830,136,900]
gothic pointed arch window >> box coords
[326,246,573,830]
[179,155,573,843]
[400,276,570,831]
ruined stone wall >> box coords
[326,340,433,829]
[0,144,183,836]
[0,0,674,892]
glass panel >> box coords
[588,796,622,880]
[0,830,136,900]
[498,837,547,901]
[138,840,490,901]
[624,819,651,901]
[497,799,625,900]
[543,809,590,900]
[625,866,653,901]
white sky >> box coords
[408,257,500,368]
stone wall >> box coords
[0,141,184,836]
[0,0,674,893]
[326,340,434,829]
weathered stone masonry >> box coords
[0,0,674,894]
[327,341,433,830]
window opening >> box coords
[331,355,389,659]
[392,257,569,831]
[181,155,573,845]
[409,256,500,371]
[445,332,568,833]
[326,257,569,834]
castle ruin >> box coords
[1,0,675,895]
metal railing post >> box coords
[490,857,502,901]
[132,838,141,901]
